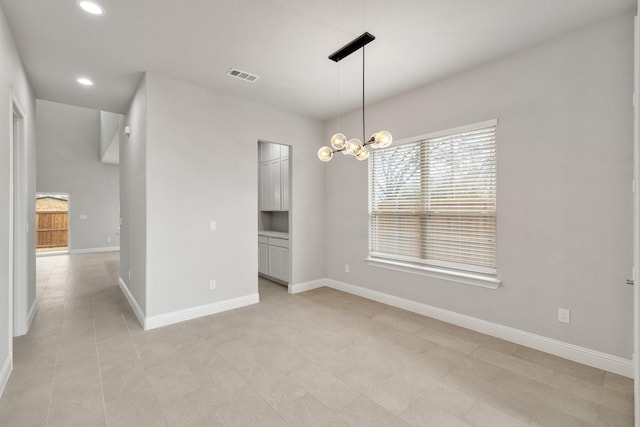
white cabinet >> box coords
[258,235,289,283]
[259,142,289,211]
[260,160,281,211]
[258,240,269,275]
[268,245,289,282]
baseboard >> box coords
[70,246,120,255]
[288,279,325,294]
[27,298,38,329]
[0,356,12,400]
[118,277,145,328]
[322,278,633,378]
[144,293,260,331]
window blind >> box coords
[369,124,497,275]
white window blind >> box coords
[369,122,497,275]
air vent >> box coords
[226,68,259,83]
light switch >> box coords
[80,214,88,220]
[210,220,216,231]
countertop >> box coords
[258,230,289,239]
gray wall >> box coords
[120,76,147,312]
[0,4,36,384]
[121,72,326,318]
[324,13,634,358]
[36,100,120,252]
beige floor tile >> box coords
[161,390,227,427]
[472,346,554,384]
[216,392,288,426]
[343,365,413,415]
[400,401,473,427]
[216,338,262,371]
[51,356,102,397]
[603,372,633,394]
[338,395,411,426]
[418,326,481,355]
[145,360,202,403]
[550,372,605,404]
[442,371,536,422]
[597,405,634,426]
[105,384,168,427]
[371,311,425,333]
[493,370,553,403]
[289,363,361,411]
[515,346,606,385]
[100,358,148,402]
[540,388,600,424]
[47,384,106,427]
[274,391,350,426]
[529,403,588,427]
[600,387,634,416]
[464,401,530,426]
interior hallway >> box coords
[0,252,634,426]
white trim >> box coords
[288,279,325,294]
[118,277,145,328]
[26,298,38,329]
[320,278,633,378]
[144,293,260,330]
[0,356,12,399]
[366,257,500,290]
[10,89,28,337]
[70,246,120,255]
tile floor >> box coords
[0,252,634,426]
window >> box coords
[368,120,497,280]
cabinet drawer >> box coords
[258,235,268,244]
[268,237,289,248]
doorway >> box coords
[257,141,291,289]
[35,194,69,254]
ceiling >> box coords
[0,0,635,120]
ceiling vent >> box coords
[226,68,259,83]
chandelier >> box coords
[318,32,392,162]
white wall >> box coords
[36,100,120,252]
[324,13,634,359]
[120,76,147,312]
[0,5,36,394]
[121,72,326,322]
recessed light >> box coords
[78,1,104,15]
[77,77,94,86]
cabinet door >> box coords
[281,157,289,211]
[258,243,268,275]
[268,245,289,282]
[260,160,281,211]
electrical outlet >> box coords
[107,237,111,243]
[128,270,131,280]
[209,279,216,290]
[210,220,217,231]
[558,308,571,324]
[345,264,350,273]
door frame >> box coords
[9,90,29,338]
[633,13,639,421]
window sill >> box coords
[365,257,501,290]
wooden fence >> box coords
[36,211,68,248]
